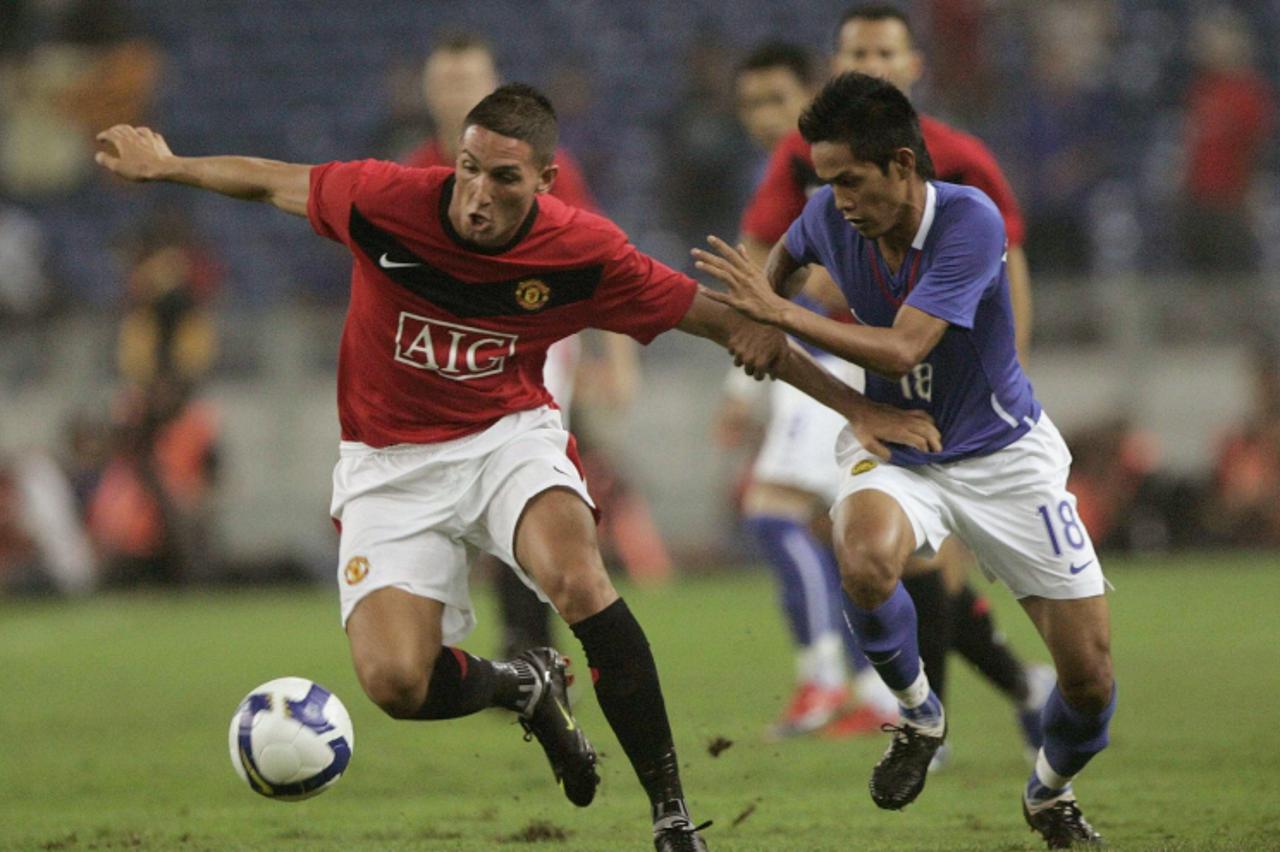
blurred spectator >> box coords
[115,212,220,385]
[1206,341,1280,546]
[1015,1,1118,275]
[1066,417,1162,551]
[87,380,220,585]
[1177,9,1275,276]
[0,0,162,198]
[658,32,757,254]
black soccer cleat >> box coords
[1023,797,1104,848]
[517,647,600,807]
[868,722,947,810]
[654,819,712,852]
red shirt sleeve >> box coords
[307,159,405,245]
[548,149,600,214]
[740,131,811,244]
[589,227,698,344]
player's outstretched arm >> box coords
[694,236,946,379]
[677,288,940,459]
[94,125,311,217]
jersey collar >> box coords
[911,181,937,251]
[438,174,540,256]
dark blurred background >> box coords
[1,0,1277,594]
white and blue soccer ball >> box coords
[228,677,354,801]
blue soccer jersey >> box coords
[784,181,1041,466]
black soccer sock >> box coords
[496,563,554,657]
[414,647,534,720]
[951,584,1029,703]
[903,571,953,703]
[569,598,684,810]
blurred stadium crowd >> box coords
[0,0,1277,594]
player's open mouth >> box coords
[468,213,490,229]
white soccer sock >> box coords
[797,633,846,689]
[854,668,899,715]
[892,667,932,710]
[1032,749,1073,794]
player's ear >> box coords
[892,148,915,180]
[536,162,558,194]
[906,49,925,88]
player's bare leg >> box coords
[902,538,1055,770]
[346,588,445,718]
[516,487,708,851]
[345,587,595,802]
[833,490,946,810]
[1018,595,1114,848]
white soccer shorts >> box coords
[833,414,1107,600]
[752,354,864,503]
[330,405,595,643]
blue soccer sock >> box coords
[842,581,924,693]
[1026,683,1117,805]
[744,515,846,651]
[838,594,873,674]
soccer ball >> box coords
[228,677,354,801]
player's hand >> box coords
[727,317,787,379]
[94,124,176,182]
[851,401,941,461]
[693,236,789,326]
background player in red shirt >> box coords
[94,83,939,852]
[738,5,1054,765]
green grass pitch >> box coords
[2,553,1279,850]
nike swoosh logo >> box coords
[1069,560,1095,575]
[555,699,576,731]
[379,252,422,269]
[553,465,575,478]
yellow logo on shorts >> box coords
[344,556,370,585]
[852,459,878,476]
[514,278,551,311]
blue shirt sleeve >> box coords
[905,192,1006,330]
[783,187,832,266]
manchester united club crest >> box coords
[514,278,551,311]
[344,556,370,585]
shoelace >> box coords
[657,819,714,835]
[1046,801,1091,831]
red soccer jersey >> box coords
[740,115,1026,247]
[403,138,601,213]
[308,161,696,446]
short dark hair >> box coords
[431,31,494,58]
[736,42,815,87]
[798,72,934,178]
[462,83,559,167]
[837,4,914,45]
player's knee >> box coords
[1057,657,1114,716]
[835,535,901,608]
[356,656,428,719]
[541,560,613,623]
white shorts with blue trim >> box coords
[752,355,863,503]
[832,414,1107,600]
[330,406,594,643]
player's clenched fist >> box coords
[94,124,175,182]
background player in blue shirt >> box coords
[695,72,1115,849]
